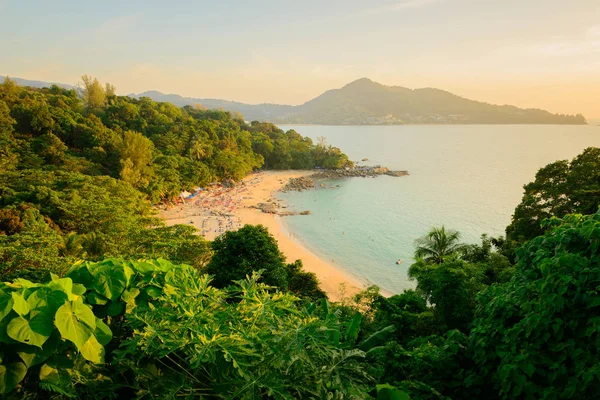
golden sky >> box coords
[2,0,598,120]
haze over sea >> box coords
[276,125,600,294]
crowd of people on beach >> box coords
[160,175,266,239]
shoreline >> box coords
[160,170,369,301]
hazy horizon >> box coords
[1,0,598,119]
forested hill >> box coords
[3,75,586,125]
[134,77,586,125]
[0,76,351,202]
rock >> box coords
[278,211,296,216]
[385,170,409,177]
[257,203,277,214]
[282,177,315,192]
[310,165,407,179]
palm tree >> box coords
[413,226,464,264]
[59,232,85,257]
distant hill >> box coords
[2,75,586,125]
[0,75,74,90]
[133,78,586,125]
[127,90,294,122]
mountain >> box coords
[126,90,294,122]
[2,75,586,124]
[133,78,586,125]
[0,75,74,90]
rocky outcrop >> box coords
[253,201,311,217]
[385,170,409,177]
[311,165,409,179]
[281,177,315,192]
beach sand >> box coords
[160,170,365,301]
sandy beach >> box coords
[160,170,366,301]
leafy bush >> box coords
[207,224,326,300]
[1,258,384,398]
[469,213,600,399]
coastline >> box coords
[160,170,367,301]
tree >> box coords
[117,130,154,187]
[80,74,106,111]
[206,224,289,289]
[506,147,600,248]
[104,82,116,97]
[286,259,327,300]
[469,212,600,399]
[413,226,465,264]
[206,225,326,299]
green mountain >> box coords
[134,78,587,125]
[269,78,586,125]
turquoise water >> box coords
[276,125,600,294]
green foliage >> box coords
[80,75,107,112]
[368,290,437,345]
[413,226,465,264]
[409,259,483,332]
[116,271,373,399]
[376,383,411,400]
[469,212,600,399]
[285,259,327,301]
[1,78,351,205]
[506,147,600,248]
[0,258,378,398]
[207,224,326,300]
[207,224,288,288]
[374,331,471,400]
[0,274,106,396]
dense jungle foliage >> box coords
[0,76,599,399]
[0,76,350,282]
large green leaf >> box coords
[11,292,29,316]
[345,312,362,345]
[80,335,104,363]
[0,318,15,344]
[72,283,87,296]
[0,294,14,321]
[0,362,27,394]
[54,300,96,349]
[16,331,60,367]
[92,266,127,301]
[94,318,112,346]
[48,278,74,300]
[376,384,410,400]
[66,261,94,287]
[7,312,53,348]
[359,325,395,351]
[27,287,68,315]
[87,291,108,305]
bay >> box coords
[276,125,600,294]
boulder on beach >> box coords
[282,177,315,192]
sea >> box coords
[276,124,600,294]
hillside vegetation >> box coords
[0,75,599,399]
[3,75,585,125]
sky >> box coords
[1,0,599,120]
